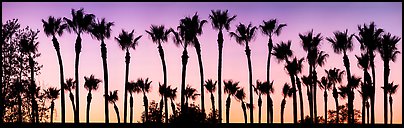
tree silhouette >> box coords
[356,52,372,124]
[44,87,60,123]
[382,82,399,124]
[126,81,141,123]
[106,90,120,123]
[204,79,217,123]
[338,75,361,124]
[254,80,274,123]
[136,78,152,123]
[325,68,345,124]
[327,103,361,124]
[166,85,178,120]
[281,83,293,124]
[223,80,240,123]
[234,88,247,123]
[184,85,200,108]
[208,10,237,123]
[317,76,332,124]
[63,78,76,117]
[285,57,304,123]
[83,74,101,123]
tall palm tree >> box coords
[378,33,401,124]
[255,80,274,123]
[295,76,304,122]
[355,22,384,124]
[115,29,142,123]
[209,10,237,123]
[63,78,76,116]
[136,78,152,123]
[223,80,240,123]
[126,81,141,123]
[281,83,293,124]
[301,75,313,123]
[83,74,102,123]
[89,18,114,123]
[382,82,399,124]
[234,88,247,123]
[204,79,217,122]
[41,16,67,123]
[44,87,60,123]
[177,13,207,114]
[317,76,332,124]
[356,52,372,124]
[166,85,178,119]
[230,23,257,123]
[64,8,95,123]
[107,90,120,123]
[259,19,286,124]
[272,41,293,62]
[285,57,304,123]
[325,68,345,124]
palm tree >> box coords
[356,52,372,124]
[230,23,257,123]
[285,57,304,123]
[378,33,401,124]
[83,74,102,123]
[166,85,178,119]
[272,40,293,63]
[340,75,361,124]
[234,88,247,123]
[136,78,152,123]
[89,18,114,123]
[209,10,237,123]
[177,13,207,114]
[223,80,240,123]
[63,78,76,116]
[382,82,399,124]
[126,81,141,123]
[325,68,345,124]
[145,25,172,123]
[204,79,217,123]
[355,22,384,124]
[281,83,293,124]
[184,85,200,108]
[41,16,67,123]
[107,90,120,123]
[255,80,274,123]
[115,29,142,123]
[64,8,95,123]
[317,76,332,124]
[295,75,304,122]
[157,83,166,123]
[358,81,372,124]
[44,87,60,123]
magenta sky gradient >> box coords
[2,2,402,123]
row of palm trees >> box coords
[39,8,400,124]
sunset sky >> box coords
[2,2,402,123]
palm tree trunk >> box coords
[124,50,130,124]
[157,43,169,123]
[74,35,81,123]
[211,93,216,122]
[143,94,148,123]
[296,75,304,122]
[159,97,164,123]
[69,91,76,113]
[226,95,231,123]
[51,100,54,123]
[0,40,3,123]
[217,30,223,123]
[383,59,389,124]
[242,101,247,124]
[180,49,188,114]
[171,99,176,120]
[324,91,327,124]
[130,95,133,123]
[389,95,392,124]
[266,38,273,124]
[268,95,273,123]
[290,74,297,123]
[361,95,365,124]
[52,36,66,123]
[343,52,353,124]
[333,87,339,124]
[194,39,205,114]
[18,92,22,122]
[29,55,36,123]
[366,101,369,124]
[86,92,92,123]
[281,99,286,124]
[369,51,375,124]
[258,95,262,123]
[100,40,110,123]
[245,44,253,123]
[313,70,318,123]
[113,103,120,123]
[308,65,313,122]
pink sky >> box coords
[2,2,402,123]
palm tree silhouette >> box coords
[295,75,304,122]
[41,16,67,123]
[44,87,60,123]
[325,68,345,124]
[378,33,401,124]
[259,19,286,123]
[234,88,247,123]
[115,29,142,123]
[358,81,372,124]
[63,78,76,117]
[184,85,200,108]
[145,25,172,123]
[356,52,372,124]
[136,78,152,123]
[382,82,399,124]
[285,57,304,123]
[83,74,102,123]
[204,79,217,123]
[223,80,240,123]
[230,23,257,123]
[208,10,237,123]
[89,18,114,123]
[254,80,274,123]
[166,85,178,119]
[126,81,141,123]
[355,22,383,124]
[177,13,207,114]
[106,90,120,123]
[158,83,167,123]
[339,75,361,124]
[281,83,293,124]
[64,8,95,123]
[317,76,332,124]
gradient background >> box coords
[2,2,402,123]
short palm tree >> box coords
[223,80,240,123]
[145,25,172,123]
[115,29,142,123]
[355,22,384,124]
[64,8,95,123]
[285,57,304,123]
[158,83,167,123]
[41,16,67,123]
[107,90,120,123]
[356,52,372,124]
[378,33,401,124]
[44,87,60,123]
[254,80,274,123]
[358,80,372,124]
[339,75,361,124]
[83,74,102,123]
[325,68,345,124]
[204,79,217,123]
[63,78,76,116]
[272,40,293,63]
[209,10,237,122]
[259,19,286,124]
[234,88,247,123]
[126,81,141,123]
[166,85,178,119]
[136,78,152,123]
[382,82,399,124]
[317,76,332,124]
[89,18,114,123]
[184,85,200,108]
[230,23,257,123]
[281,83,293,124]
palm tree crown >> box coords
[64,8,95,35]
[209,10,237,31]
[259,19,287,39]
[204,79,217,93]
[84,75,102,92]
[45,87,60,100]
[115,29,142,51]
[229,23,257,45]
[90,18,114,41]
[42,16,67,37]
[146,25,172,44]
[326,29,354,54]
[272,40,293,63]
[378,33,401,62]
